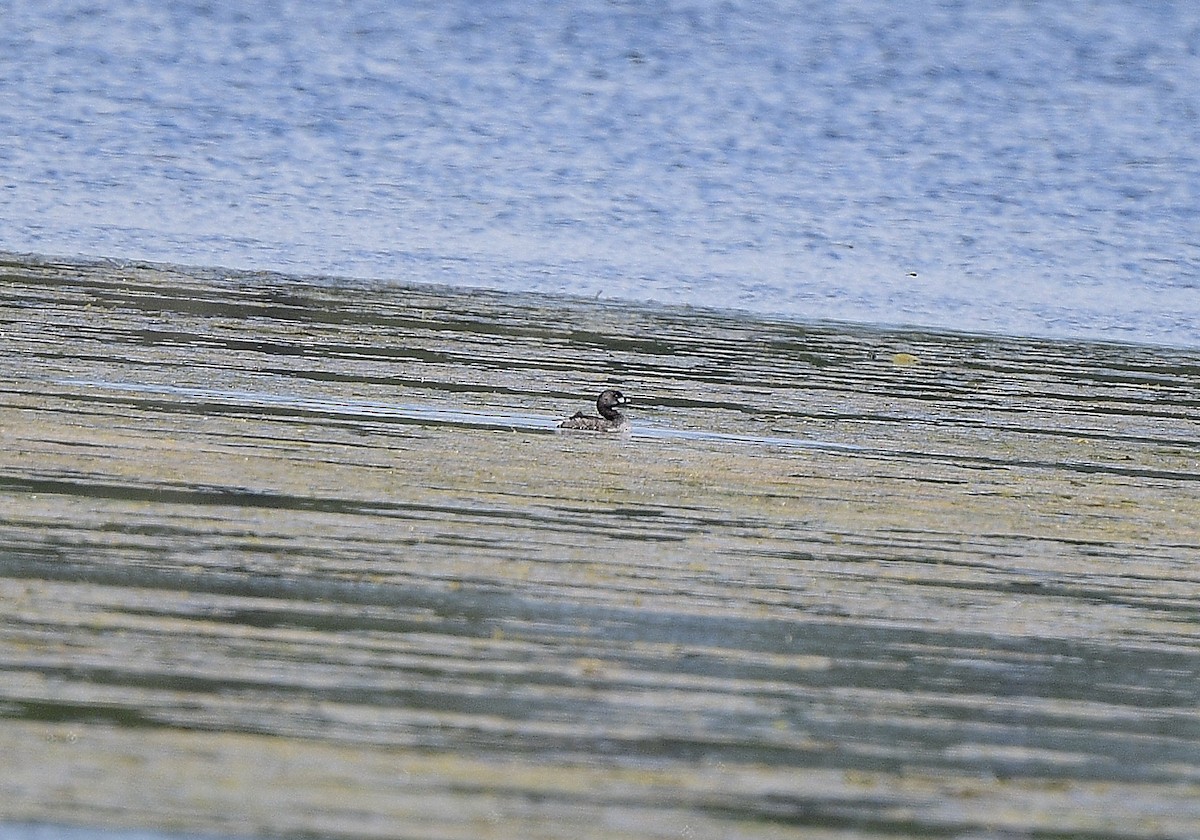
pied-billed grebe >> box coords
[558,389,631,431]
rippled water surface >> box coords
[2,256,1199,839]
[3,1,1200,345]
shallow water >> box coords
[2,256,1199,839]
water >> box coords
[2,1,1199,347]
[4,1,1200,835]
[2,257,1199,838]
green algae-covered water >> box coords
[2,255,1198,839]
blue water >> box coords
[3,0,1199,347]
[0,827,224,840]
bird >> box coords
[558,389,631,431]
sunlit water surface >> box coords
[2,256,1198,839]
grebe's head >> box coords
[597,389,628,409]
